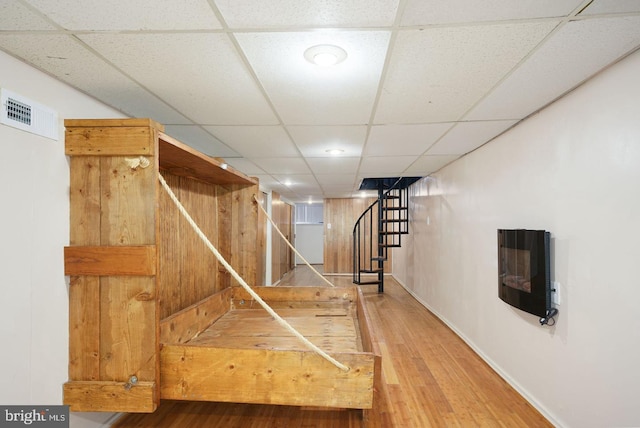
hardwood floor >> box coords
[114,266,551,427]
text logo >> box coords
[0,406,69,427]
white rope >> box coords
[158,174,349,372]
[252,195,335,288]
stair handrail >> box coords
[352,177,407,287]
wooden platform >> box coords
[114,268,553,428]
[187,307,362,353]
[158,285,380,411]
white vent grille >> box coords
[1,88,58,140]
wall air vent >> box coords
[1,88,59,140]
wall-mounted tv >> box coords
[498,229,553,320]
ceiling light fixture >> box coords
[325,149,344,155]
[304,44,347,67]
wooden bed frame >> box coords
[62,118,380,415]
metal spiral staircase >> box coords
[353,177,421,292]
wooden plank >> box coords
[187,335,359,353]
[158,132,256,186]
[231,286,358,304]
[160,346,376,409]
[69,156,101,246]
[100,277,157,383]
[63,380,157,413]
[64,245,156,276]
[160,288,232,344]
[68,276,100,381]
[101,156,156,246]
[158,173,182,319]
[66,126,155,156]
[199,310,357,339]
[64,118,164,130]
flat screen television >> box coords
[498,229,552,319]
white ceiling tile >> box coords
[251,157,311,174]
[365,123,454,156]
[78,33,278,125]
[401,0,583,26]
[315,173,358,186]
[403,155,460,175]
[0,2,57,30]
[579,0,640,15]
[235,31,390,125]
[288,125,366,157]
[465,16,640,121]
[426,120,518,155]
[306,157,361,175]
[0,34,191,124]
[214,0,399,28]
[225,158,267,175]
[25,0,222,30]
[164,125,240,158]
[375,22,559,124]
[358,156,415,175]
[204,126,299,158]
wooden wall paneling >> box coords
[158,173,182,319]
[271,192,282,283]
[270,192,294,283]
[229,184,260,287]
[323,198,392,274]
[216,185,233,290]
[255,191,267,286]
[177,176,218,309]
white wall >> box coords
[393,49,640,428]
[295,224,324,265]
[0,51,125,427]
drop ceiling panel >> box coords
[251,157,311,174]
[164,125,240,158]
[403,155,460,175]
[25,0,222,30]
[225,158,267,175]
[365,123,454,156]
[315,173,358,186]
[375,21,559,124]
[204,125,299,158]
[426,120,518,155]
[579,0,640,15]
[0,2,57,30]
[401,0,583,26]
[288,125,367,157]
[78,33,278,125]
[465,16,640,121]
[306,157,361,175]
[235,31,390,125]
[0,34,191,124]
[214,0,399,28]
[358,156,415,175]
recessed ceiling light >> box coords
[325,149,344,155]
[304,44,347,67]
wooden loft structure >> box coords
[62,119,380,416]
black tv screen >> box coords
[498,229,551,318]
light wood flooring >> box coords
[114,266,552,427]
